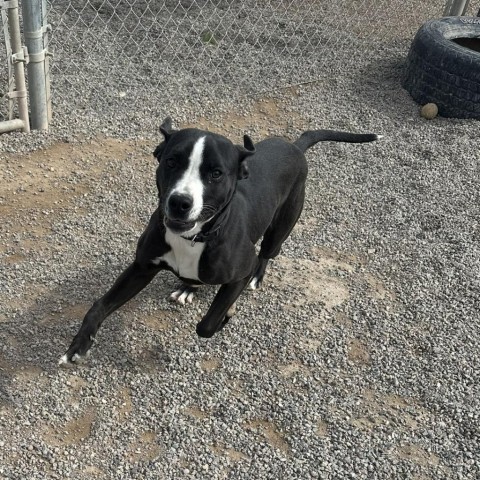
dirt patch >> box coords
[316,420,329,437]
[0,137,149,270]
[200,357,221,372]
[0,355,47,392]
[272,255,351,311]
[13,365,45,383]
[39,303,92,327]
[0,138,141,215]
[183,406,210,420]
[81,465,107,477]
[210,443,249,462]
[394,444,440,468]
[277,360,310,378]
[349,389,428,433]
[42,407,96,446]
[347,338,372,366]
[116,387,133,422]
[182,94,305,140]
[65,374,89,392]
[364,272,396,302]
[142,311,173,331]
[127,430,162,463]
[244,420,291,456]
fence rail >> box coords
[1,1,478,132]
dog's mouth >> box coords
[164,217,197,234]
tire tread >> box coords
[403,17,480,119]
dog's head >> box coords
[153,117,255,235]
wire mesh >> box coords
[45,1,445,108]
[2,1,479,121]
[1,4,15,121]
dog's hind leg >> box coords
[215,301,237,332]
[250,184,306,290]
[248,257,269,290]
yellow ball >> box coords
[421,103,438,119]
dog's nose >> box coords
[167,193,193,218]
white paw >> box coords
[58,350,90,366]
[248,276,260,290]
[170,286,197,305]
[226,302,237,318]
[72,353,83,362]
[58,354,69,366]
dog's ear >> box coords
[159,116,174,141]
[153,143,164,161]
[154,117,175,161]
[243,135,255,154]
[236,135,255,179]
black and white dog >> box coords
[60,118,378,364]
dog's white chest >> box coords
[156,229,205,281]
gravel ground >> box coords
[1,1,480,479]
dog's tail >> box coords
[293,130,380,153]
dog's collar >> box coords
[184,224,222,246]
[182,202,231,246]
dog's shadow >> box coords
[0,259,218,404]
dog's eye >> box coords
[211,169,222,179]
[165,159,176,169]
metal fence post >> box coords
[443,0,470,16]
[41,0,51,122]
[0,0,30,133]
[22,0,49,130]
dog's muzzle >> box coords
[164,218,197,234]
[164,193,197,233]
[167,193,193,217]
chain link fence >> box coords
[1,0,479,127]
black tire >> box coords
[403,16,480,119]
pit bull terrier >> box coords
[60,118,378,364]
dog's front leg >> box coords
[60,261,160,364]
[196,276,251,338]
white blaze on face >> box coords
[171,135,206,222]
